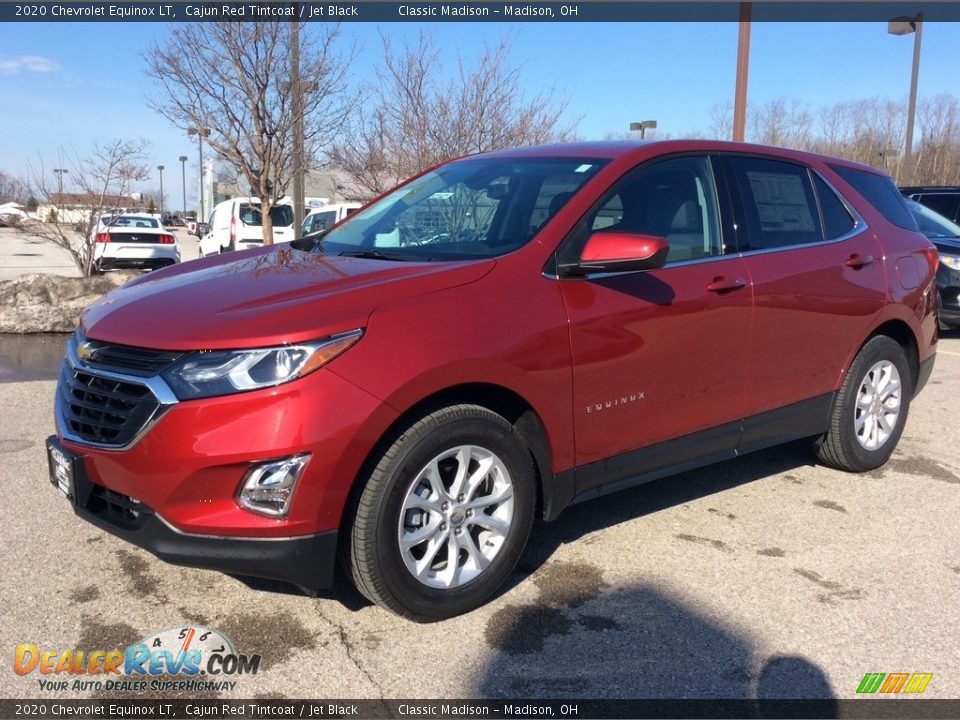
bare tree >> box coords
[145,22,353,245]
[707,101,734,141]
[331,32,577,196]
[0,170,29,204]
[25,139,150,276]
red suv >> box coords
[47,141,939,620]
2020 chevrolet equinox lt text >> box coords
[47,141,939,620]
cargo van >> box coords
[301,202,362,236]
[199,197,294,256]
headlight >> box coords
[941,253,960,271]
[162,329,362,400]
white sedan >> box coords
[92,214,181,273]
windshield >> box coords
[909,200,960,239]
[318,157,607,260]
[239,204,295,228]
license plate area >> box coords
[46,436,78,504]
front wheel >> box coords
[816,335,913,472]
[345,405,536,621]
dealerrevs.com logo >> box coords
[13,626,261,693]
[856,672,934,695]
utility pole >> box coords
[179,156,188,215]
[291,10,306,239]
[157,165,165,215]
[732,2,752,142]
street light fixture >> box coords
[629,120,658,139]
[187,127,211,221]
[157,165,165,216]
[888,13,923,185]
[179,155,188,216]
[53,168,68,207]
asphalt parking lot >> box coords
[0,315,958,702]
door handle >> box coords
[845,253,874,269]
[706,277,747,293]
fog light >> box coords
[237,454,310,518]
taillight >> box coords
[925,244,939,272]
[95,233,110,243]
[160,234,175,245]
[230,215,236,247]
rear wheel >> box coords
[817,336,912,472]
[345,405,535,621]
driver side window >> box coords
[562,155,727,267]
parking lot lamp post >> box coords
[179,156,188,216]
[188,127,211,221]
[888,13,923,184]
[53,168,68,209]
[629,120,657,139]
[157,165,165,216]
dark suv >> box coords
[47,141,939,620]
[900,186,960,224]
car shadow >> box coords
[477,577,837,705]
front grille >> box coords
[78,336,183,375]
[57,363,161,447]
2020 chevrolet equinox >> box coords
[47,141,939,620]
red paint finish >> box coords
[54,140,938,566]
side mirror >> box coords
[197,223,209,236]
[575,232,670,273]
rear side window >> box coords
[812,174,856,239]
[829,165,918,231]
[729,157,822,249]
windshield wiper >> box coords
[338,249,415,261]
[291,229,330,252]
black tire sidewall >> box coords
[839,337,913,470]
[364,411,535,620]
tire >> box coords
[816,336,913,472]
[345,404,536,621]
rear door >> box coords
[721,154,887,431]
[558,155,752,490]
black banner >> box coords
[5,2,960,23]
[5,698,960,719]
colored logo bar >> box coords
[857,672,933,694]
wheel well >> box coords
[343,384,554,533]
[868,320,919,389]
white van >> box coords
[301,202,362,236]
[199,197,295,257]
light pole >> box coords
[157,165,165,216]
[188,127,211,221]
[629,120,657,139]
[179,155,188,216]
[733,1,752,141]
[53,168,68,207]
[889,13,923,184]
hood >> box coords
[82,245,495,350]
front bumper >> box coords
[58,445,337,593]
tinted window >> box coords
[730,157,821,249]
[830,165,918,231]
[238,204,295,228]
[562,155,725,266]
[908,199,960,239]
[911,193,960,223]
[813,174,856,239]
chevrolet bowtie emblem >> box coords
[76,341,98,362]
